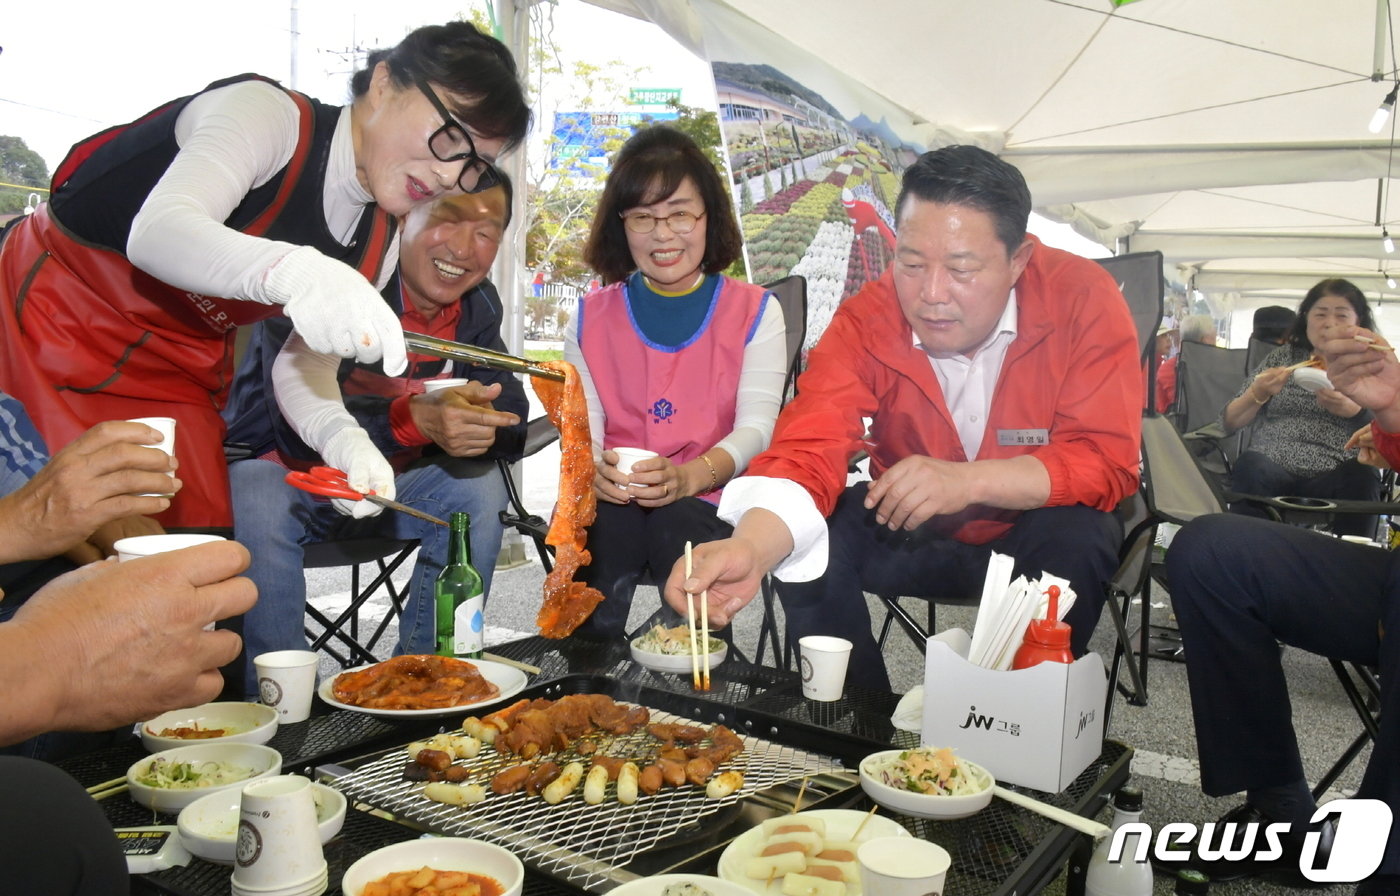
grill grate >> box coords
[333,705,840,892]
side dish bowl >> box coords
[177,780,345,864]
[629,624,728,674]
[1293,366,1333,393]
[858,748,995,819]
[126,742,282,813]
[140,701,279,752]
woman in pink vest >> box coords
[565,126,788,639]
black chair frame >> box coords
[302,538,419,668]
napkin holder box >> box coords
[920,639,1105,792]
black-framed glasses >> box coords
[620,210,705,235]
[415,78,502,195]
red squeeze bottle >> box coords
[1012,585,1074,670]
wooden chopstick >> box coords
[1282,359,1319,373]
[684,542,701,690]
[481,653,542,675]
[700,588,711,691]
[85,776,126,795]
[1354,334,1396,353]
[89,782,129,801]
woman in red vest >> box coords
[0,21,528,533]
[565,126,787,638]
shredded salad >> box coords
[870,747,990,797]
[135,758,255,790]
[634,623,722,656]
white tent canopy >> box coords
[576,0,1400,309]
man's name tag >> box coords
[997,428,1049,446]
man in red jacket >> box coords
[665,146,1142,690]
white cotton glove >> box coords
[264,246,408,376]
[320,427,396,519]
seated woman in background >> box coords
[564,125,787,639]
[1220,278,1381,536]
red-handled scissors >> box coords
[284,466,448,528]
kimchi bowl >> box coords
[342,838,524,896]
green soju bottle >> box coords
[435,511,484,658]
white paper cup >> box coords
[232,775,326,891]
[611,446,659,475]
[858,836,951,896]
[128,416,176,496]
[424,377,471,393]
[254,650,319,724]
[798,635,853,701]
[114,533,225,563]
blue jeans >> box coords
[230,455,508,694]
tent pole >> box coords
[1377,0,1390,81]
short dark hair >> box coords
[895,145,1032,257]
[351,21,531,153]
[583,125,744,285]
[1287,278,1375,350]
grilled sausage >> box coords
[491,764,532,794]
[414,748,453,772]
[524,760,561,796]
[639,764,664,795]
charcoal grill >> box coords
[327,674,873,892]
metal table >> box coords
[62,635,1131,896]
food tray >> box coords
[329,676,849,893]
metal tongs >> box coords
[404,332,565,382]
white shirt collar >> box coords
[324,106,373,244]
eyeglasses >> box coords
[415,79,502,195]
[620,210,705,235]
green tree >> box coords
[528,180,597,284]
[665,100,725,171]
[0,136,49,217]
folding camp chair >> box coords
[302,537,419,668]
[1245,336,1278,376]
[1171,340,1250,478]
[1106,414,1231,701]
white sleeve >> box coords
[563,310,607,460]
[714,294,787,472]
[126,80,305,303]
[270,332,357,453]
[717,475,829,581]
